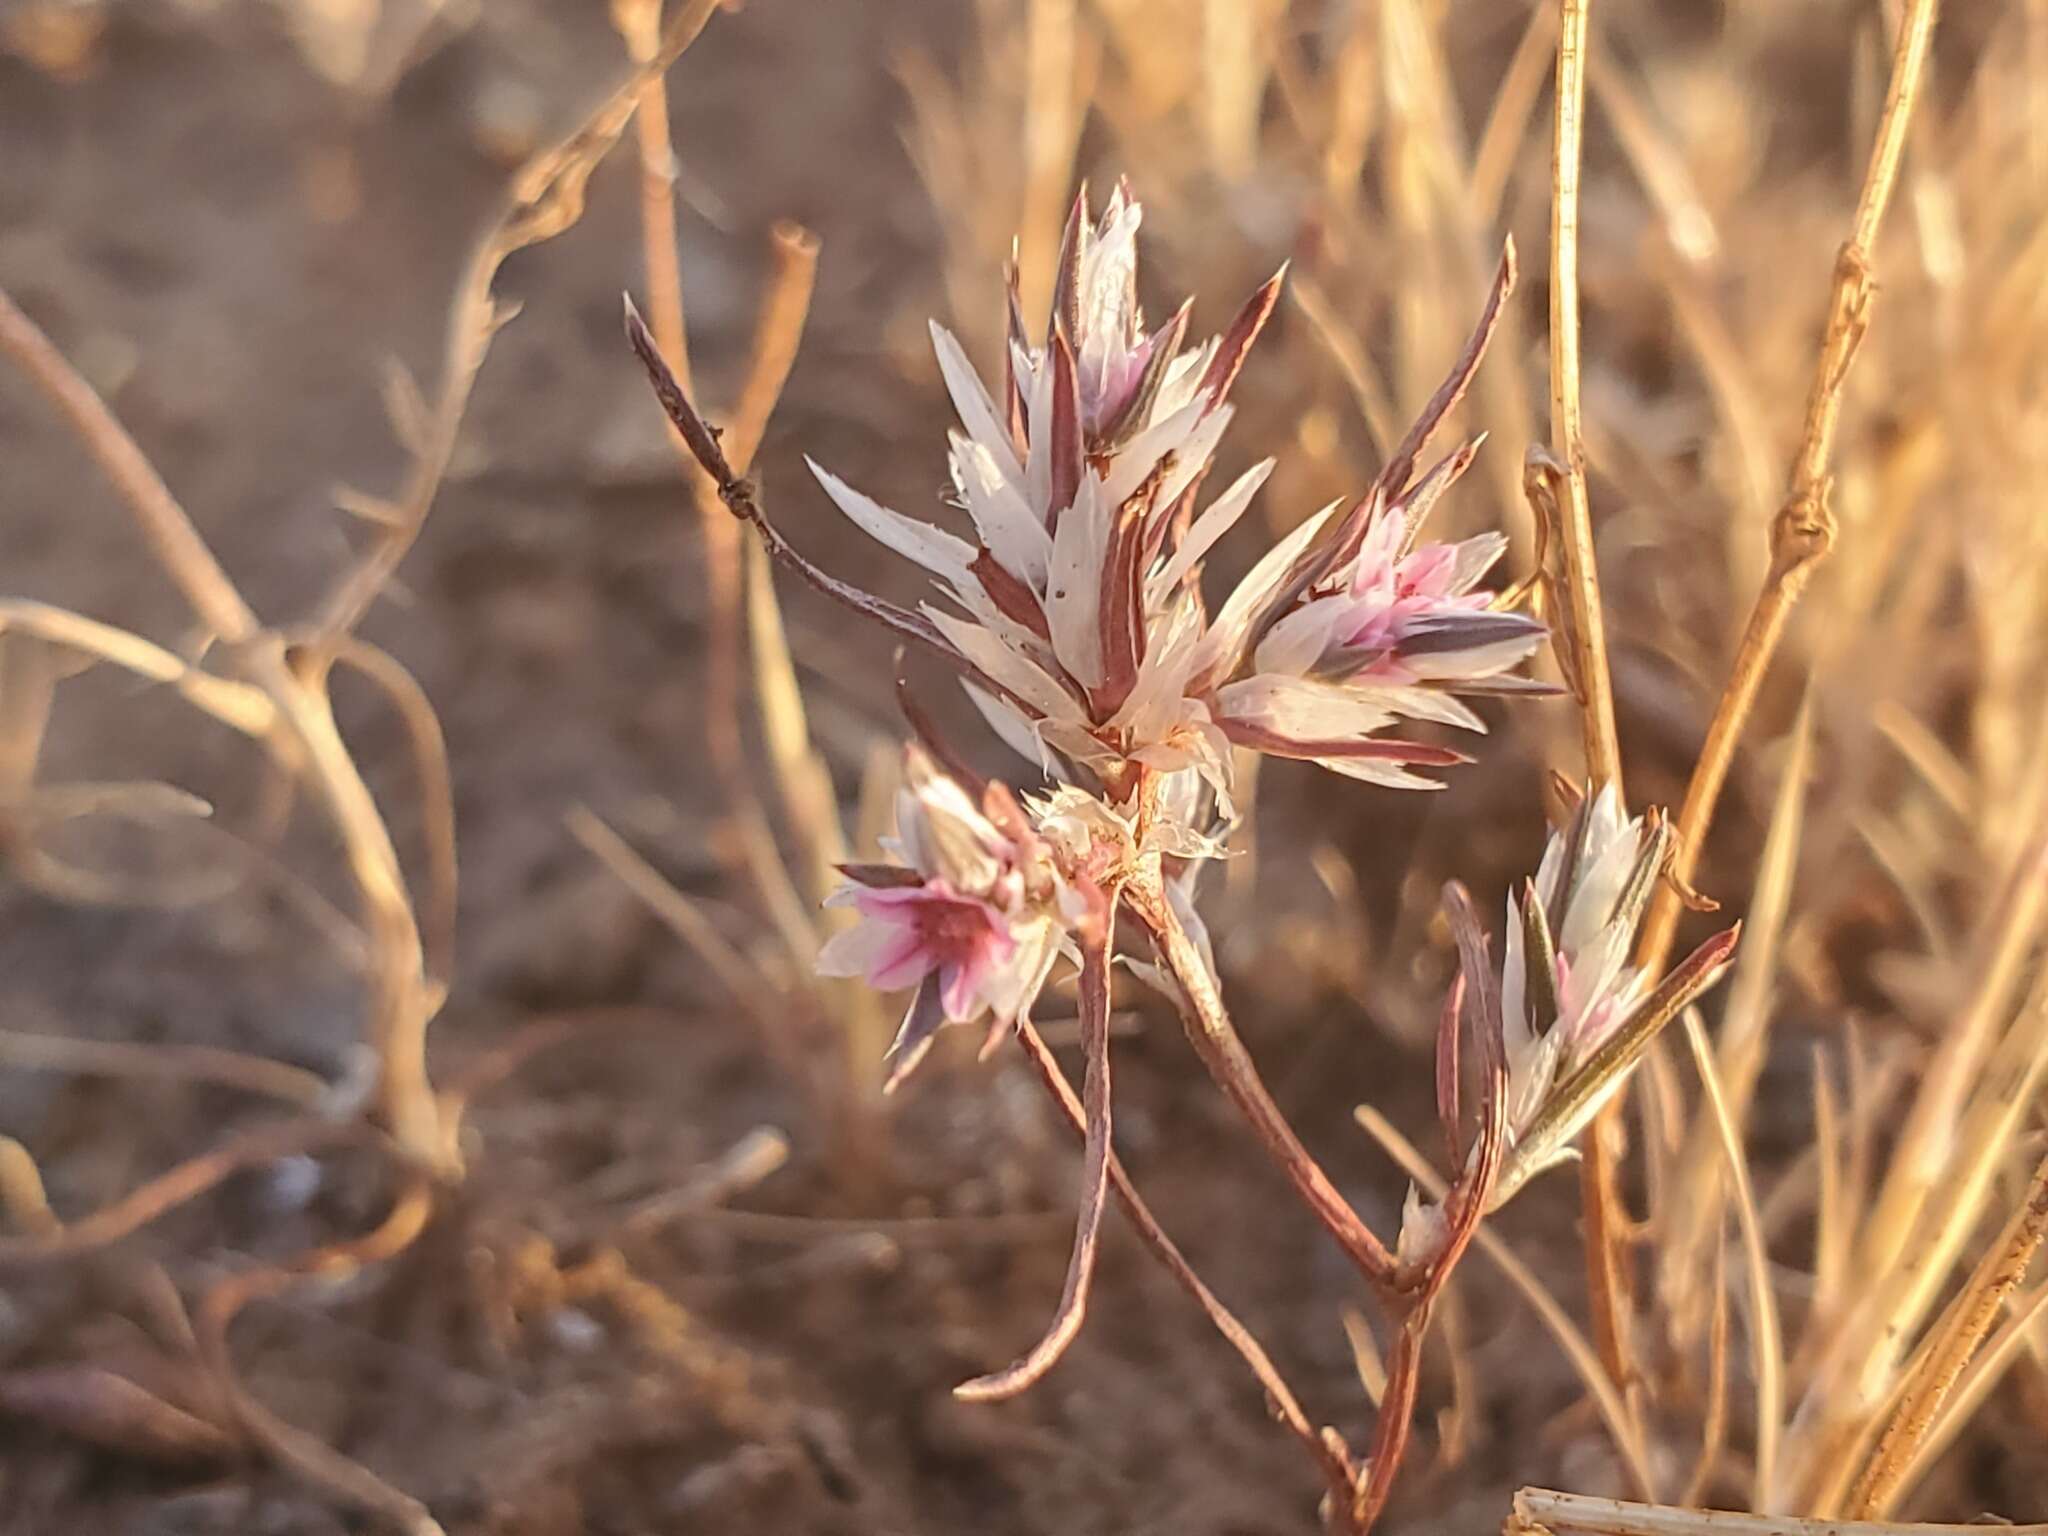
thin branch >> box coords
[0,1030,326,1107]
[0,599,274,737]
[0,284,443,1167]
[1845,1151,2048,1519]
[311,0,725,646]
[0,1117,366,1268]
[955,900,1117,1401]
[1128,872,1397,1292]
[1680,1011,1783,1509]
[1543,0,1622,796]
[1542,0,1633,1400]
[1633,0,1941,977]
[614,0,693,400]
[328,638,459,988]
[1012,1017,1362,1527]
[198,1182,441,1536]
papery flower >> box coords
[1498,785,1668,1131]
[816,748,1078,1090]
[805,182,1283,811]
[651,180,1550,862]
[1190,316,1556,788]
[1396,788,1740,1266]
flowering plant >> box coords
[628,183,1738,1533]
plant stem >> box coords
[1845,1152,2048,1519]
[1013,1017,1364,1527]
[1633,0,1941,978]
[1128,874,1398,1293]
[1544,0,1638,1404]
[1545,0,1623,799]
[1508,1488,2048,1536]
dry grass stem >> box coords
[1844,1152,2048,1519]
[1681,1010,1784,1508]
[1509,1488,2048,1536]
[1634,0,1942,978]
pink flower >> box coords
[820,880,1019,1020]
[814,748,1074,1089]
[1201,487,1550,790]
[803,184,1281,817]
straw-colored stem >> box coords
[0,288,445,1169]
[1546,0,1622,796]
[0,1030,326,1107]
[1545,0,1635,1395]
[1855,818,2048,1286]
[1799,976,2048,1510]
[1659,706,1812,1343]
[1681,1013,1783,1509]
[616,0,693,400]
[1634,0,1941,977]
[1845,1152,2048,1519]
[0,599,274,737]
[1508,1488,2048,1536]
[0,1117,366,1267]
[197,1183,442,1536]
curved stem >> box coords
[1012,1017,1364,1528]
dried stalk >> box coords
[311,0,724,646]
[0,599,274,737]
[197,1182,441,1536]
[614,0,693,399]
[1633,0,1941,977]
[1843,1155,2048,1531]
[0,1117,367,1268]
[1542,0,1623,797]
[1539,0,1636,1400]
[1659,706,1812,1344]
[1680,1012,1783,1509]
[0,1030,326,1107]
[1843,1158,2048,1518]
[1508,1488,2048,1536]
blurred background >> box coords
[1,1,2044,1532]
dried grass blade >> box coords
[1680,1010,1783,1509]
[1845,1152,2048,1518]
[1509,1488,2048,1536]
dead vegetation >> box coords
[1,1,2045,1533]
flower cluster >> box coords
[807,185,1547,821]
[816,747,1087,1091]
[630,172,1742,1507]
[1397,788,1740,1267]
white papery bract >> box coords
[1394,788,1706,1264]
[805,180,1550,903]
[1498,786,1669,1142]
